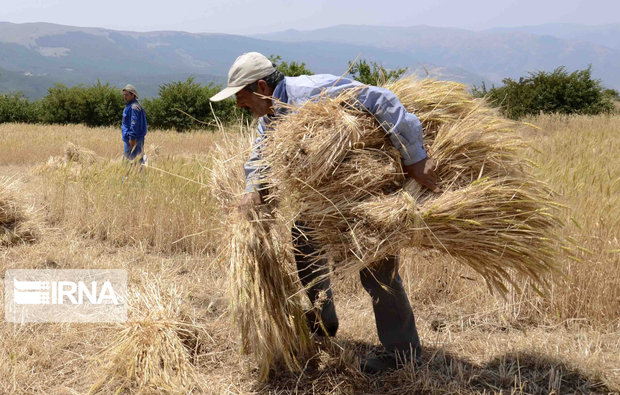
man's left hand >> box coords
[129,139,137,148]
[404,157,441,193]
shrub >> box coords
[348,59,406,86]
[0,92,41,123]
[41,81,124,126]
[269,55,313,77]
[473,66,615,119]
[143,78,238,132]
[602,88,619,100]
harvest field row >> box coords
[0,115,618,393]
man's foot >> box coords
[360,350,421,375]
[305,310,338,337]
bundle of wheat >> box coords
[91,280,205,394]
[0,177,40,246]
[33,142,101,176]
[210,134,315,379]
[261,78,561,294]
[229,209,315,380]
[65,142,99,164]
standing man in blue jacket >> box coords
[121,84,147,163]
[211,52,440,375]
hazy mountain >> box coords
[258,24,620,90]
[0,66,57,98]
[490,23,620,50]
[1,22,618,99]
[0,22,489,98]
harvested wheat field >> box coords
[0,103,619,394]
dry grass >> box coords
[0,115,618,393]
[25,127,247,255]
[521,114,620,328]
[38,153,220,254]
[0,177,41,246]
[0,123,228,166]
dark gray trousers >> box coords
[292,223,422,358]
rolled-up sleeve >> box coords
[356,86,427,165]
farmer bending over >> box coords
[210,52,439,375]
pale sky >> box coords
[1,0,618,34]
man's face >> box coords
[123,90,135,103]
[235,80,273,118]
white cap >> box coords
[210,52,276,102]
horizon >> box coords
[1,20,620,36]
[2,12,620,98]
[2,0,619,35]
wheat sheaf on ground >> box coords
[33,141,102,176]
[262,78,563,294]
[91,278,206,394]
[0,177,40,246]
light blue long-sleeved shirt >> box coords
[244,74,426,193]
[121,99,148,141]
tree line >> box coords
[0,79,241,131]
[0,59,616,130]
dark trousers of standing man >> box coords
[292,222,422,361]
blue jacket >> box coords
[244,74,426,193]
[121,99,147,141]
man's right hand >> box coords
[404,156,441,193]
[237,191,262,213]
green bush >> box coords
[602,88,619,101]
[269,55,314,77]
[0,92,41,123]
[348,59,406,85]
[41,81,124,126]
[473,66,615,119]
[143,77,238,132]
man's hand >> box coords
[237,191,262,213]
[404,157,441,193]
[129,139,137,149]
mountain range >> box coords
[0,21,618,98]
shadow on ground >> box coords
[249,340,612,394]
